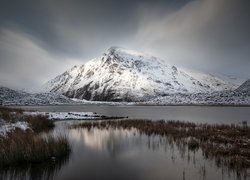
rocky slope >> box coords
[43,47,235,101]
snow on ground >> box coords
[0,121,29,137]
[0,111,102,137]
[24,111,101,120]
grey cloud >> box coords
[0,28,82,90]
[0,0,249,89]
[133,0,250,79]
[0,0,189,58]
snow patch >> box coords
[24,111,100,120]
[0,121,29,137]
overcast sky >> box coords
[0,0,249,90]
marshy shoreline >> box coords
[71,119,250,173]
[1,106,250,179]
[8,104,250,108]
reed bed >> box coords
[71,119,250,170]
[0,107,71,167]
[0,130,70,167]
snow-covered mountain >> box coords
[43,47,236,101]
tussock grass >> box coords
[0,129,70,167]
[71,119,250,170]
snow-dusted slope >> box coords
[0,86,75,105]
[236,79,250,95]
[43,47,235,101]
[148,91,249,105]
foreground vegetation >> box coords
[0,107,70,167]
[71,119,250,171]
[0,107,54,132]
[0,130,70,167]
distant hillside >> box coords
[0,85,249,106]
[0,86,75,106]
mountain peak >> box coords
[107,46,121,53]
[105,46,149,60]
[43,48,235,101]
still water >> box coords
[17,105,250,124]
[54,123,246,180]
[2,105,249,179]
[1,121,249,180]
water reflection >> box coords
[1,122,249,180]
[70,127,142,158]
[64,126,249,180]
[0,122,71,180]
[0,154,70,180]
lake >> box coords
[1,120,249,180]
[16,105,250,124]
[2,105,250,180]
[53,123,249,180]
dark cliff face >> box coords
[63,81,116,101]
[63,87,137,102]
